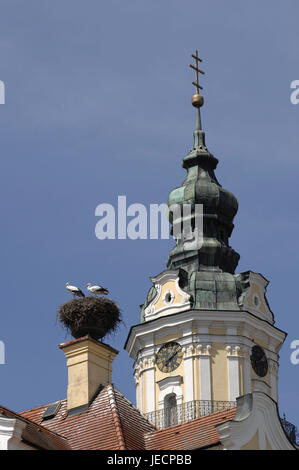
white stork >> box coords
[86,283,109,296]
[65,282,85,298]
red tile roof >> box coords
[144,407,237,450]
[20,385,155,450]
[20,386,236,450]
[0,405,70,450]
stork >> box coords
[86,283,109,296]
[65,282,85,298]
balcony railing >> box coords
[144,399,236,430]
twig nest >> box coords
[58,297,121,341]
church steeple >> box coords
[126,51,285,424]
[166,51,240,277]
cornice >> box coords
[125,309,286,359]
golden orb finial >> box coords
[192,93,204,108]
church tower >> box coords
[125,51,286,427]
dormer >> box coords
[143,270,191,322]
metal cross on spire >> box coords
[189,50,205,110]
[189,50,205,135]
[189,50,205,94]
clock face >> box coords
[250,345,268,377]
[156,342,183,373]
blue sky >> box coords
[0,0,299,426]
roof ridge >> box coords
[106,384,126,450]
[113,388,156,429]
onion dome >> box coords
[166,98,240,275]
[138,53,259,319]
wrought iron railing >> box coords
[144,400,236,430]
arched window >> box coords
[164,393,178,427]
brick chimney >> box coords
[59,336,118,413]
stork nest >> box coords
[58,296,121,341]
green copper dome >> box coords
[139,91,244,321]
[167,108,240,275]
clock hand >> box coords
[165,351,178,366]
[163,355,173,366]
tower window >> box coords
[164,393,178,427]
[163,290,174,305]
[253,294,260,307]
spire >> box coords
[189,49,204,130]
[166,50,240,275]
[183,50,212,164]
[189,50,205,148]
